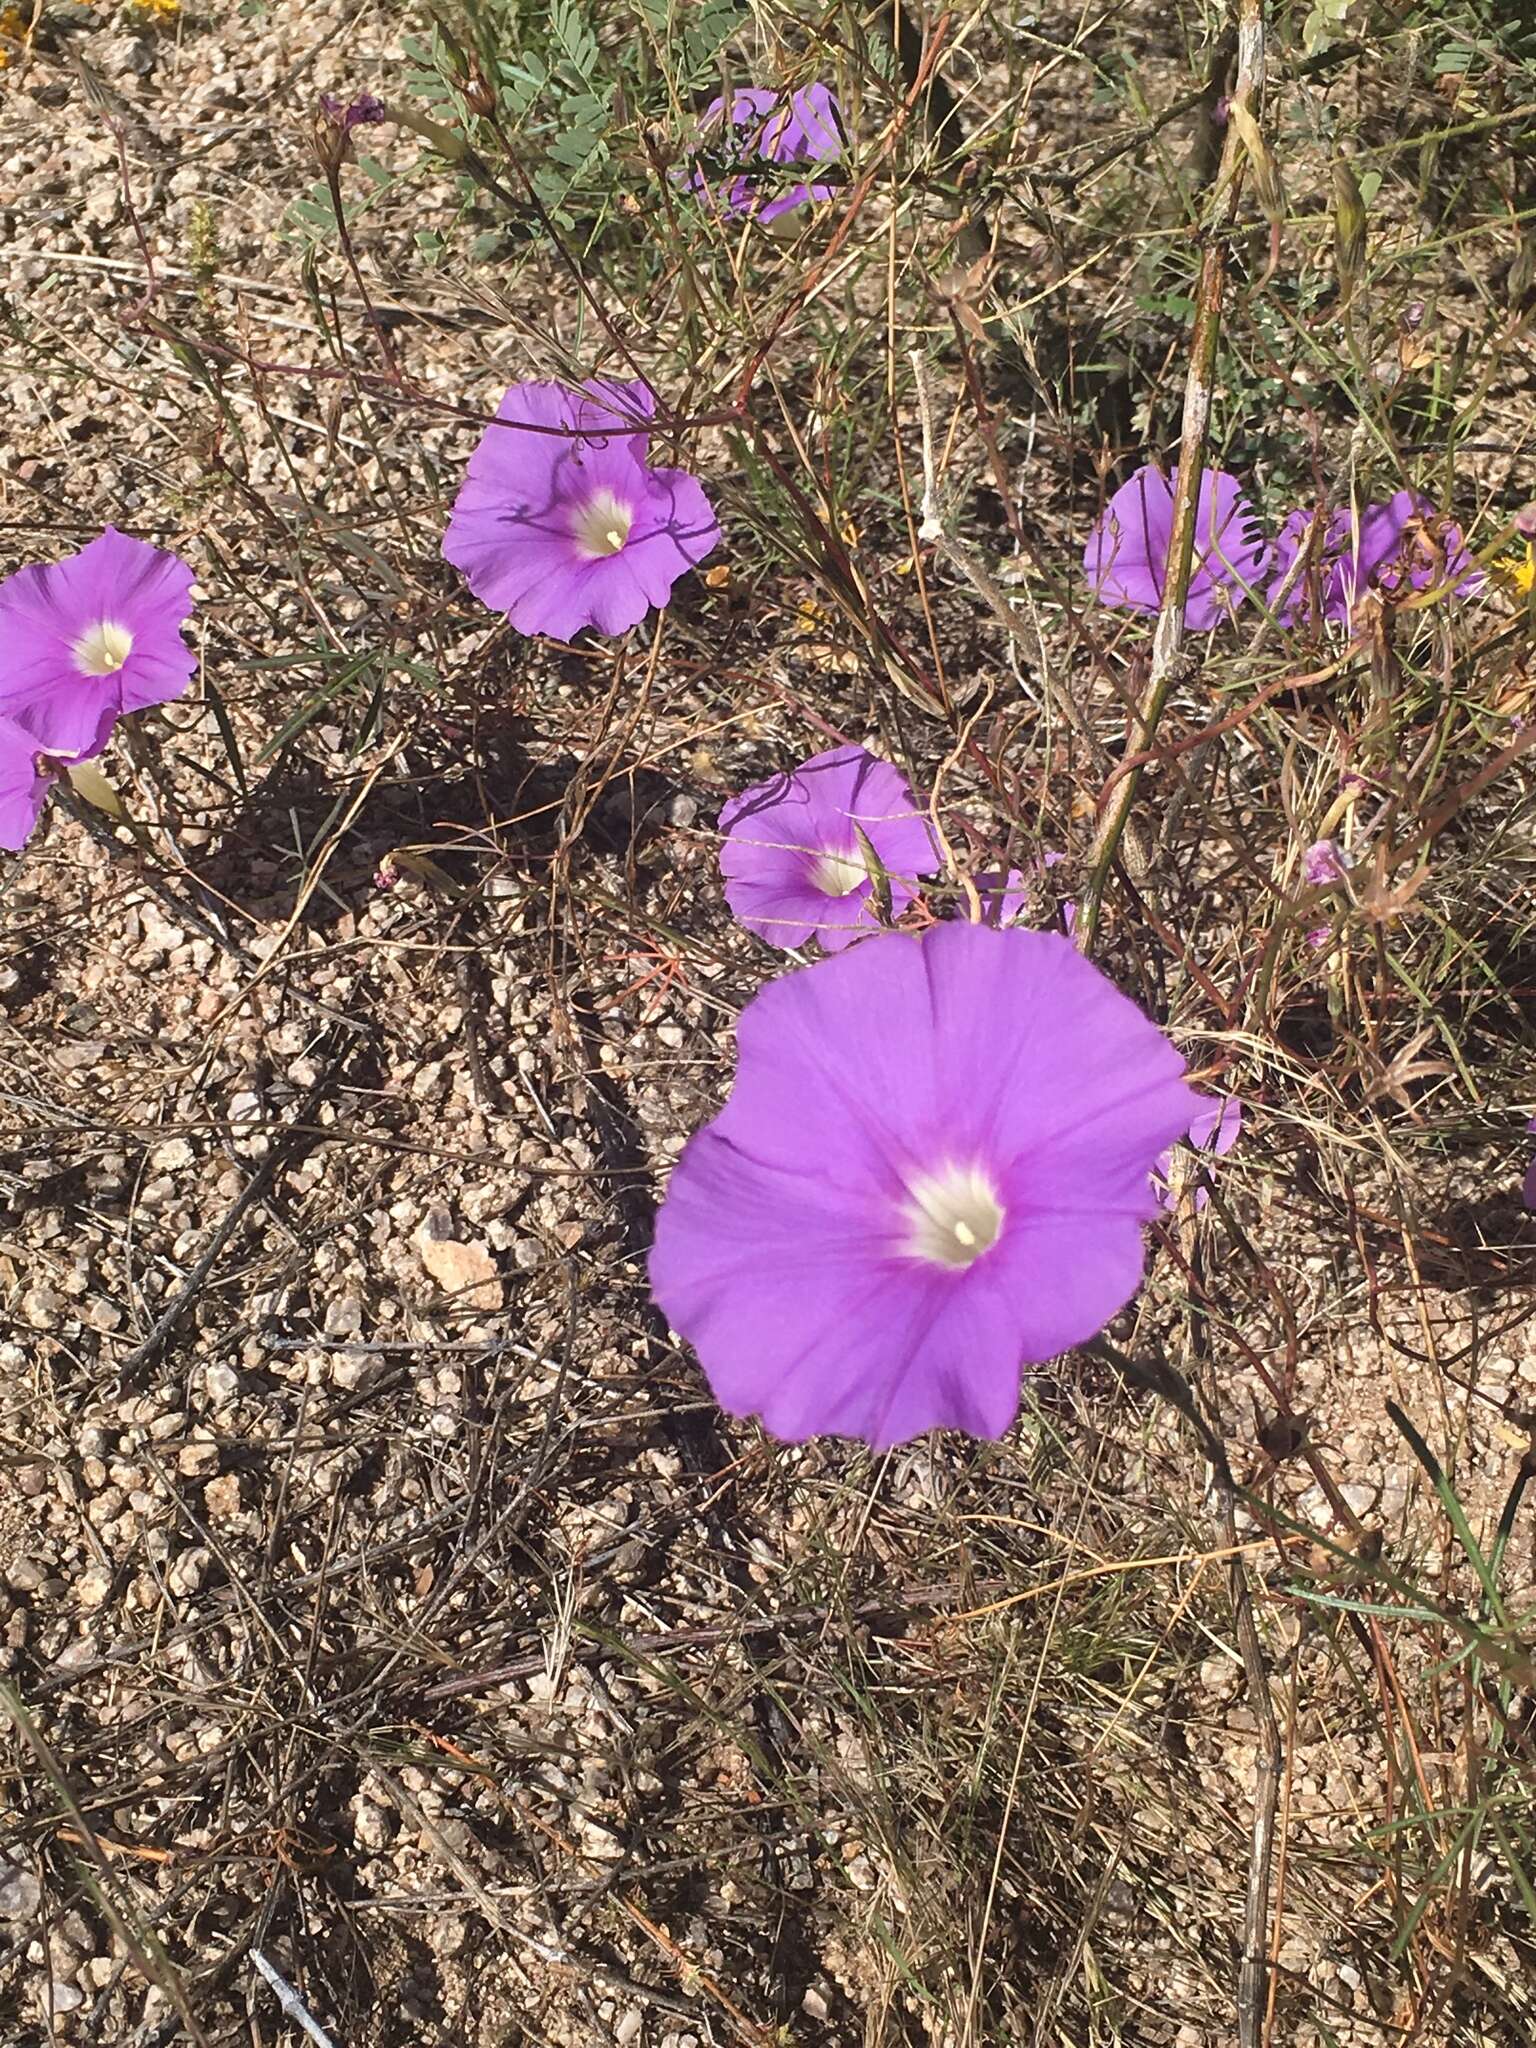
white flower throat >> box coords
[809,847,866,896]
[572,490,634,559]
[902,1164,1006,1269]
[73,620,135,677]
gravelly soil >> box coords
[3,3,1536,2046]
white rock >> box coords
[202,1362,240,1407]
[353,1801,393,1853]
[76,1567,113,1611]
[0,1861,40,1920]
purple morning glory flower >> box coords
[0,716,56,853]
[1268,491,1481,625]
[441,377,720,640]
[1084,464,1269,631]
[1303,838,1349,887]
[719,745,940,952]
[1155,1093,1242,1213]
[649,922,1198,1449]
[685,83,843,224]
[0,527,197,758]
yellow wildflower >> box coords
[0,5,26,68]
[131,0,181,16]
[1496,545,1535,598]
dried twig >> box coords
[1077,0,1269,952]
[251,1950,339,2048]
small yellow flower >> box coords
[1496,545,1535,597]
[0,5,27,68]
[130,0,181,16]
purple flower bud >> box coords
[1515,504,1536,543]
[1303,838,1348,887]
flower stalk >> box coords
[1077,0,1267,953]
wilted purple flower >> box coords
[685,83,843,224]
[649,922,1197,1449]
[719,745,939,952]
[313,91,388,173]
[441,378,720,639]
[1268,492,1481,625]
[0,716,55,853]
[319,91,387,133]
[1305,924,1331,951]
[1303,838,1349,887]
[0,527,197,758]
[1155,1094,1242,1213]
[1085,464,1268,630]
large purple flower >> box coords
[685,83,843,224]
[441,377,720,639]
[719,745,940,952]
[0,716,56,853]
[649,922,1198,1449]
[1084,464,1269,631]
[0,528,197,757]
[1267,491,1481,625]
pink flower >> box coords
[1155,1094,1242,1212]
[0,528,197,758]
[0,716,56,852]
[441,378,719,639]
[719,746,939,953]
[1303,839,1349,887]
[1268,492,1481,626]
[649,923,1197,1448]
[1084,465,1269,631]
[685,83,843,223]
